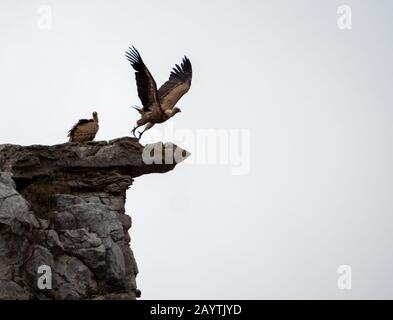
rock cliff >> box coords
[0,137,189,299]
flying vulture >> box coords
[68,112,99,142]
[125,46,192,139]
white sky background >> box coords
[1,0,393,299]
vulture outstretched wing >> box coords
[125,46,161,113]
[158,56,192,111]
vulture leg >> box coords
[138,122,155,140]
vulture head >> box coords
[92,111,99,123]
[173,107,182,114]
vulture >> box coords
[68,112,99,142]
[125,46,192,139]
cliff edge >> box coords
[0,137,189,299]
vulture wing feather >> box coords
[125,47,161,112]
[158,56,192,111]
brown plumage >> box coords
[68,112,99,142]
[125,46,192,139]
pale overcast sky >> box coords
[1,0,393,299]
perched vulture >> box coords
[125,46,192,139]
[68,112,99,142]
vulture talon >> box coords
[131,127,138,138]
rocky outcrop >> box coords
[0,137,189,299]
